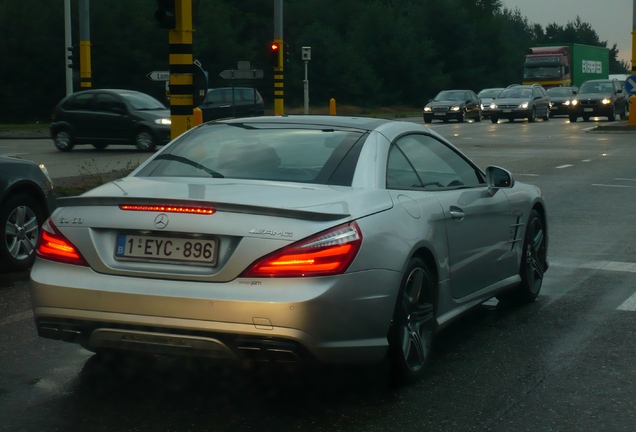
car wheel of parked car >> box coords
[475,112,482,122]
[0,193,44,271]
[134,129,157,151]
[542,109,549,121]
[528,108,536,122]
[92,143,109,150]
[490,117,498,124]
[607,106,616,122]
[499,209,546,304]
[620,105,627,120]
[458,110,466,123]
[569,115,577,122]
[582,116,590,122]
[388,257,436,384]
[53,128,75,152]
[423,116,432,124]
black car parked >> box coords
[0,155,56,271]
[569,79,627,122]
[50,89,172,152]
[199,87,265,122]
[422,89,482,123]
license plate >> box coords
[503,109,512,113]
[115,233,218,265]
[434,112,445,116]
[584,108,594,112]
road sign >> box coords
[219,69,264,80]
[625,75,636,96]
[146,71,170,81]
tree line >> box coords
[0,0,629,123]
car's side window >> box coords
[95,94,125,113]
[65,93,93,111]
[387,134,483,190]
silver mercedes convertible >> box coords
[30,115,548,383]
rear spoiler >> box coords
[57,196,349,222]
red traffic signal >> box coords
[270,42,281,68]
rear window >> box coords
[136,123,366,185]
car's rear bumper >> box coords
[30,259,400,365]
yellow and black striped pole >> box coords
[273,38,284,115]
[168,0,194,139]
[273,0,284,115]
[78,0,91,89]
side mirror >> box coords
[486,166,515,190]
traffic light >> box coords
[284,44,290,64]
[67,45,79,71]
[270,42,281,68]
[155,0,176,29]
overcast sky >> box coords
[500,0,634,65]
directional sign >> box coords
[625,75,636,96]
[219,69,264,80]
[146,71,170,81]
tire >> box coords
[500,210,546,304]
[424,116,432,124]
[569,115,577,123]
[53,128,74,152]
[490,117,498,124]
[458,110,466,123]
[0,193,44,271]
[475,111,482,122]
[388,257,436,384]
[620,105,627,120]
[582,116,590,122]
[607,106,616,122]
[134,129,157,151]
[92,143,109,150]
[528,108,536,122]
[542,108,549,121]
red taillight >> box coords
[242,222,362,278]
[36,218,88,266]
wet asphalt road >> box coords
[1,117,636,431]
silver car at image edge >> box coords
[29,115,548,384]
[1,155,56,272]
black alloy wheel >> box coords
[388,257,436,384]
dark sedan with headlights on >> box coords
[569,79,627,122]
[547,86,578,117]
[30,116,548,385]
[1,155,56,272]
[423,90,482,123]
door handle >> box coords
[449,207,465,220]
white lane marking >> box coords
[615,178,636,182]
[556,164,573,169]
[582,160,591,162]
[618,293,636,311]
[592,184,636,188]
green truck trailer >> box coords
[522,43,609,88]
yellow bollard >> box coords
[629,95,636,126]
[193,107,203,126]
[329,98,336,115]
